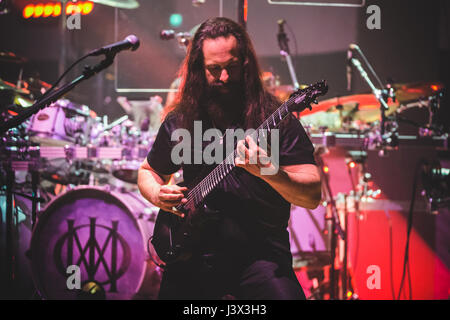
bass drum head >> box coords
[30,186,161,300]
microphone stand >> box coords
[278,20,300,119]
[278,25,300,90]
[0,53,116,135]
[350,58,390,136]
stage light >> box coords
[170,13,183,28]
[348,161,356,169]
[66,3,81,15]
[22,1,94,19]
[82,1,94,14]
[23,4,34,18]
[53,3,61,16]
[33,3,44,18]
[323,166,329,174]
[43,3,53,17]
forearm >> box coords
[260,166,322,209]
[137,166,164,206]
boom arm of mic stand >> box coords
[351,58,389,111]
[0,53,116,135]
[280,50,300,90]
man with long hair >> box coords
[138,17,321,299]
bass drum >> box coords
[29,186,162,300]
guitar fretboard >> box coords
[178,91,309,210]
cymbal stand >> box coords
[0,53,117,135]
[277,20,300,91]
[314,150,345,300]
[3,167,14,298]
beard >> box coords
[202,80,245,130]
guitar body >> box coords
[152,183,221,265]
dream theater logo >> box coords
[53,218,132,292]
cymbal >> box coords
[0,51,27,64]
[393,82,444,102]
[300,94,399,132]
[269,84,309,102]
[91,0,139,9]
[0,78,30,95]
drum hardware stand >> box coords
[1,155,45,298]
[314,149,345,300]
[277,19,301,118]
[0,53,117,135]
[3,167,14,298]
[277,19,300,90]
[349,46,399,155]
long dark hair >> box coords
[165,17,280,131]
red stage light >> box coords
[43,4,53,17]
[23,4,34,18]
[22,1,94,19]
[82,2,94,14]
[33,3,44,18]
[66,3,79,15]
[53,3,61,16]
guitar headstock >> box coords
[287,80,328,113]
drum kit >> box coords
[0,45,166,299]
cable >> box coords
[396,159,425,300]
[36,52,93,103]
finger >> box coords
[169,207,185,218]
[174,186,188,192]
[246,135,258,149]
[160,185,188,194]
[160,198,184,207]
[162,206,185,218]
[160,193,185,201]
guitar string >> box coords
[179,101,291,209]
[180,95,296,209]
[179,86,316,209]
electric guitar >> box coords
[152,80,328,265]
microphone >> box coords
[277,19,289,54]
[89,35,140,57]
[346,44,359,92]
[349,43,359,51]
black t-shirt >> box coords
[147,112,316,264]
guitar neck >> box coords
[180,95,300,210]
